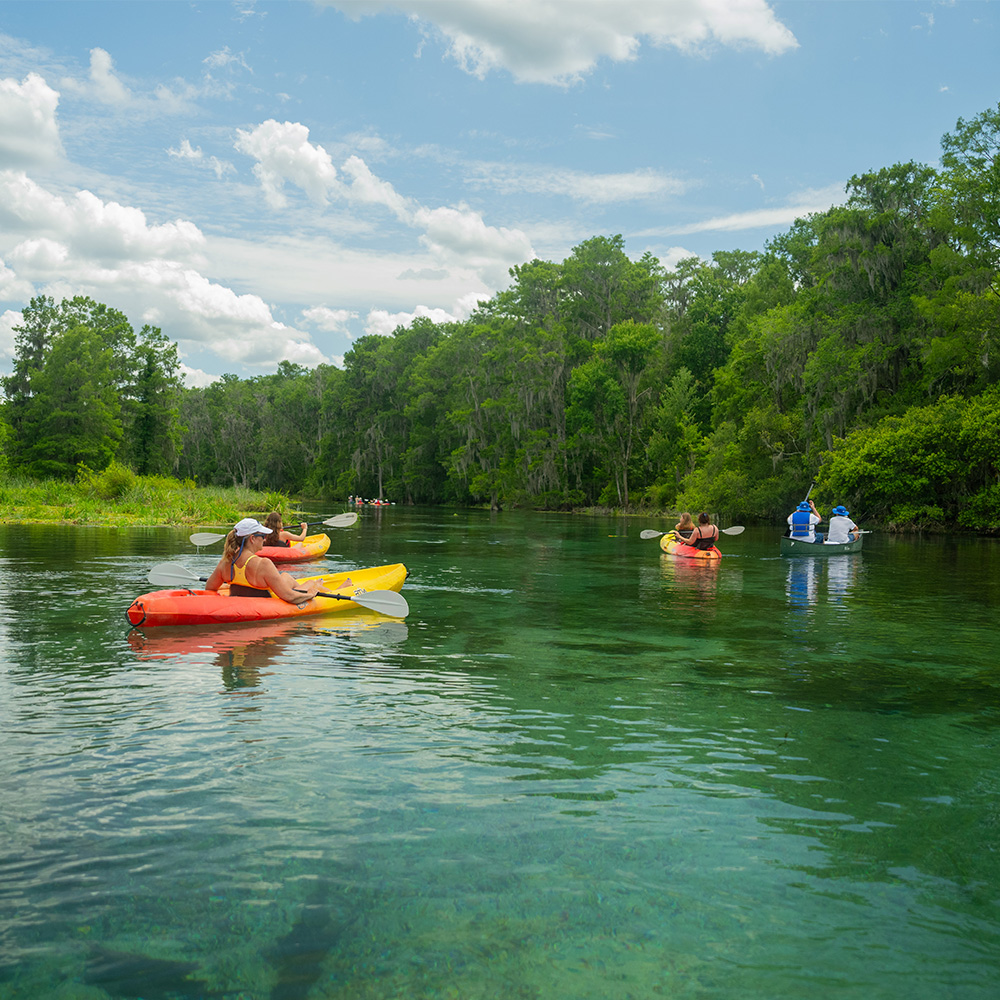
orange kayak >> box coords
[259,533,331,563]
[127,563,407,627]
[659,532,722,560]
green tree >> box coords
[21,325,123,477]
[568,320,660,506]
[561,235,662,342]
[120,326,184,475]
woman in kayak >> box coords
[263,511,308,548]
[677,512,719,552]
[674,512,696,540]
[205,518,323,603]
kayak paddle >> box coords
[189,512,358,547]
[146,561,409,617]
[640,525,745,540]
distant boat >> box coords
[781,534,863,556]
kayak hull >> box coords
[259,533,331,563]
[659,532,722,560]
[127,563,407,627]
[781,535,863,556]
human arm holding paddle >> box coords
[824,506,861,544]
[205,519,323,604]
[677,512,719,549]
[787,499,821,540]
[263,511,307,546]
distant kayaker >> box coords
[787,499,822,542]
[674,512,696,540]
[677,512,719,551]
[205,518,323,604]
[824,505,861,544]
[263,511,308,548]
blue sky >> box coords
[0,0,997,385]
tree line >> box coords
[2,103,999,529]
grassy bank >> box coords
[0,464,304,528]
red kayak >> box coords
[126,563,408,627]
[259,533,331,563]
[659,532,722,560]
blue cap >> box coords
[797,501,811,512]
[832,505,849,516]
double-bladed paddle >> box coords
[146,561,409,617]
[640,526,745,540]
[189,512,358,547]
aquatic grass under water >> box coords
[0,516,997,999]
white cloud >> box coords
[414,203,533,284]
[469,162,686,203]
[0,172,325,371]
[658,245,704,270]
[234,119,340,208]
[0,308,21,361]
[365,303,459,336]
[653,184,846,236]
[59,48,130,104]
[325,0,798,85]
[234,120,534,287]
[0,260,34,303]
[204,47,251,72]
[302,305,358,332]
[86,48,130,103]
[179,363,220,388]
[363,290,485,336]
[167,138,236,179]
[0,171,206,263]
[0,73,63,169]
[341,154,413,216]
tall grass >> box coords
[0,463,301,527]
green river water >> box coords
[0,509,997,999]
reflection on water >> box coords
[1,520,998,1000]
[785,554,862,610]
[658,551,720,598]
[785,556,821,611]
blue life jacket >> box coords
[790,510,814,538]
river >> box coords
[1,509,997,999]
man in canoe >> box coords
[787,499,822,542]
[205,518,323,603]
[824,505,861,544]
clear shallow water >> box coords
[0,511,997,999]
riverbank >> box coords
[0,465,304,528]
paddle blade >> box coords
[189,532,226,546]
[322,512,359,528]
[639,529,665,540]
[720,525,746,535]
[148,562,205,588]
[348,589,409,617]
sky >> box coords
[0,0,997,387]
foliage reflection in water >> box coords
[0,515,997,999]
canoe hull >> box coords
[260,533,331,563]
[659,532,722,560]
[781,535,863,556]
[127,562,407,627]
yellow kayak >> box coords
[127,563,408,627]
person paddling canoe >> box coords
[786,499,822,542]
[204,518,323,604]
[824,505,861,544]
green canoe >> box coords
[780,534,863,556]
